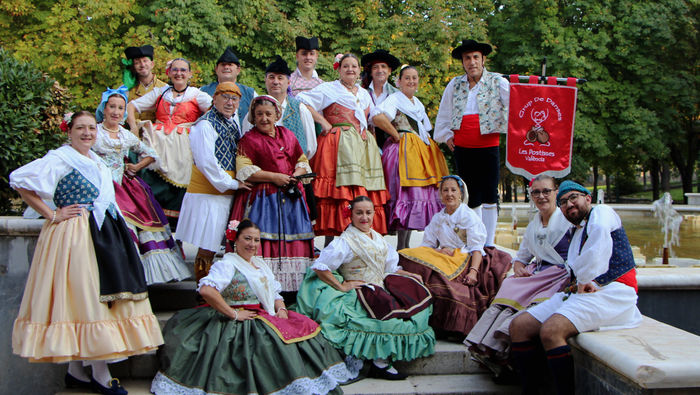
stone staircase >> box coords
[57,279,519,395]
[56,237,519,394]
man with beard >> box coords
[508,180,642,395]
[201,47,257,126]
[124,45,167,125]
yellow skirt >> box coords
[398,133,449,188]
[398,246,471,280]
[12,214,163,363]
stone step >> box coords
[56,375,519,395]
[109,311,486,379]
[147,281,198,311]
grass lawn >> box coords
[621,187,686,203]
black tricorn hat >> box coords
[360,49,401,71]
[124,45,154,60]
[265,55,292,76]
[295,36,320,51]
[217,47,240,65]
[451,39,492,59]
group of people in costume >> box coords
[9,35,641,395]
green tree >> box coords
[0,48,69,214]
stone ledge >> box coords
[0,216,44,236]
[637,267,700,289]
[569,316,700,390]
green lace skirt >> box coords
[151,306,357,394]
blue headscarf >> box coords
[95,86,129,123]
[440,175,469,203]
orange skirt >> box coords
[311,127,389,236]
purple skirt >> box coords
[382,140,443,231]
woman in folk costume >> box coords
[92,86,191,284]
[175,82,251,282]
[296,196,435,380]
[465,175,571,379]
[398,176,512,337]
[228,95,314,294]
[297,54,389,242]
[370,65,449,250]
[151,219,358,395]
[10,112,163,395]
[126,58,212,228]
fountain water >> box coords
[651,192,683,265]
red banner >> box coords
[506,77,578,179]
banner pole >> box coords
[541,57,547,83]
[501,74,587,84]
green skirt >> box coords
[295,269,436,362]
[151,306,356,394]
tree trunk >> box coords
[605,172,611,202]
[668,119,699,204]
[522,177,530,203]
[661,162,671,192]
[650,160,660,201]
[504,179,512,202]
[592,165,599,202]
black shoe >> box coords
[369,363,407,380]
[90,377,128,395]
[492,366,520,385]
[64,373,91,389]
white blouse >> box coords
[93,124,159,184]
[514,208,571,267]
[296,80,374,132]
[370,91,432,145]
[131,85,212,115]
[10,145,118,228]
[421,203,486,255]
[198,253,283,315]
[311,232,400,274]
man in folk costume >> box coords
[176,82,251,282]
[201,47,257,125]
[509,181,642,395]
[123,45,167,126]
[242,56,317,159]
[434,39,509,248]
[289,36,324,97]
[361,49,400,149]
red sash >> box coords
[454,114,500,148]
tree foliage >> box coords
[1,0,697,202]
[0,48,69,214]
